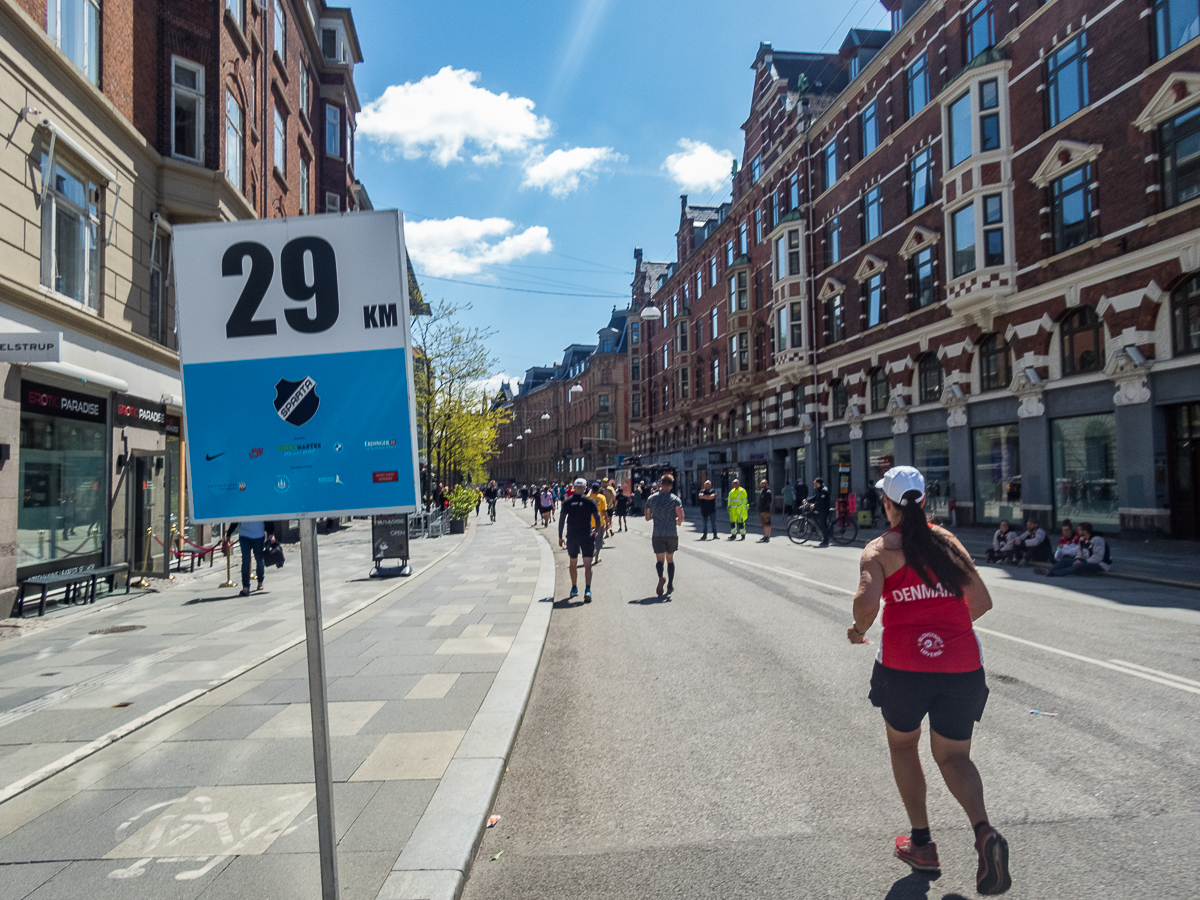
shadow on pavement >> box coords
[628,596,672,605]
[883,871,943,900]
[552,598,587,609]
[184,593,244,604]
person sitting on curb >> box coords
[1048,522,1110,576]
[985,520,1019,564]
[1012,520,1049,567]
[1052,520,1079,566]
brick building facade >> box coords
[0,0,367,612]
[633,0,1200,537]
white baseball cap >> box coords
[875,466,926,505]
[573,478,588,488]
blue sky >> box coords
[351,0,893,388]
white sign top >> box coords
[0,332,62,363]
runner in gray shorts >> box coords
[644,474,685,596]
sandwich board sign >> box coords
[172,209,419,523]
[173,210,418,900]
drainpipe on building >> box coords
[802,109,823,485]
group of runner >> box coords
[549,464,1012,895]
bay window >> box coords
[952,204,976,277]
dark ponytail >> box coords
[897,490,970,595]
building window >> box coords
[631,356,641,381]
[711,306,719,340]
[754,207,763,243]
[864,274,884,328]
[861,101,879,157]
[907,53,929,118]
[696,271,703,299]
[597,421,612,441]
[973,424,1022,523]
[751,154,762,182]
[326,104,341,157]
[744,402,753,434]
[1047,34,1088,126]
[983,193,1004,266]
[322,26,339,61]
[965,0,994,60]
[831,381,849,419]
[299,66,309,117]
[1161,105,1200,208]
[823,140,837,190]
[826,216,841,265]
[948,92,971,168]
[325,191,340,213]
[675,320,688,352]
[912,246,936,308]
[226,0,243,30]
[909,147,934,213]
[299,157,310,213]
[710,257,717,286]
[1051,164,1093,253]
[918,354,944,404]
[863,186,882,243]
[726,240,735,266]
[48,0,100,84]
[680,368,689,399]
[225,91,244,191]
[631,393,641,418]
[738,222,748,255]
[662,343,669,372]
[274,0,286,58]
[40,154,100,309]
[952,204,976,277]
[789,174,800,209]
[731,332,749,371]
[172,58,205,162]
[1171,273,1200,354]
[827,294,845,343]
[776,305,788,352]
[790,302,804,348]
[1051,414,1118,530]
[979,333,1012,390]
[870,368,889,412]
[1061,306,1105,375]
[273,107,286,174]
[1154,0,1200,60]
[776,228,800,280]
[598,393,610,413]
[728,272,748,312]
[979,79,1000,152]
[711,356,720,391]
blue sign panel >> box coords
[173,211,419,522]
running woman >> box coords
[848,466,1011,895]
[558,478,602,602]
[601,478,617,537]
[614,488,630,532]
[539,486,555,528]
[520,484,529,507]
[644,474,685,596]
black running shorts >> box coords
[651,535,679,554]
[565,534,595,559]
[868,662,989,741]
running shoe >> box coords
[975,825,1011,894]
[584,587,592,603]
[569,586,578,599]
[656,576,665,596]
[893,835,940,872]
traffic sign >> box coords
[173,211,419,522]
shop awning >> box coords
[24,361,129,392]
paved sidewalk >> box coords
[0,508,553,900]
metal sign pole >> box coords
[299,517,339,899]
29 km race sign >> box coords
[173,210,419,523]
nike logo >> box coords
[205,452,226,461]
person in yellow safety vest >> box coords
[727,478,749,540]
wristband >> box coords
[851,623,866,636]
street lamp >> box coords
[569,383,583,395]
[524,427,532,434]
[639,303,661,322]
[541,412,550,420]
[516,435,523,440]
[507,443,513,447]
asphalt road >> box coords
[462,510,1200,900]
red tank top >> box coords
[878,556,982,673]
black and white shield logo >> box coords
[273,376,320,426]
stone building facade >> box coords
[0,0,367,612]
[633,0,1200,537]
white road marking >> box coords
[695,546,1200,698]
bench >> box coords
[15,563,131,618]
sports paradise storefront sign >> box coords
[172,211,419,522]
[21,381,106,423]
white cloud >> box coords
[405,217,553,278]
[474,373,522,398]
[360,66,552,166]
[663,139,735,193]
[522,146,621,197]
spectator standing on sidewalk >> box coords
[757,479,774,543]
[602,478,617,537]
[1012,520,1048,566]
[812,477,832,546]
[698,480,718,540]
[645,474,686,596]
[727,479,749,540]
[231,519,268,597]
[1048,522,1109,576]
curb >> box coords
[375,516,556,900]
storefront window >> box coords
[972,424,1021,523]
[867,438,894,486]
[18,382,108,575]
[913,432,951,521]
[829,443,852,497]
[1052,414,1118,530]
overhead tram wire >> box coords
[415,273,625,299]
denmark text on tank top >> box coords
[876,548,982,673]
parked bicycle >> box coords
[786,500,858,545]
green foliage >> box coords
[448,484,477,520]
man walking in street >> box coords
[698,480,717,540]
[233,519,267,596]
[559,478,602,602]
[812,476,832,546]
[645,474,686,596]
[727,478,749,540]
[601,478,617,537]
[757,479,774,543]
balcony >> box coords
[773,346,810,382]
